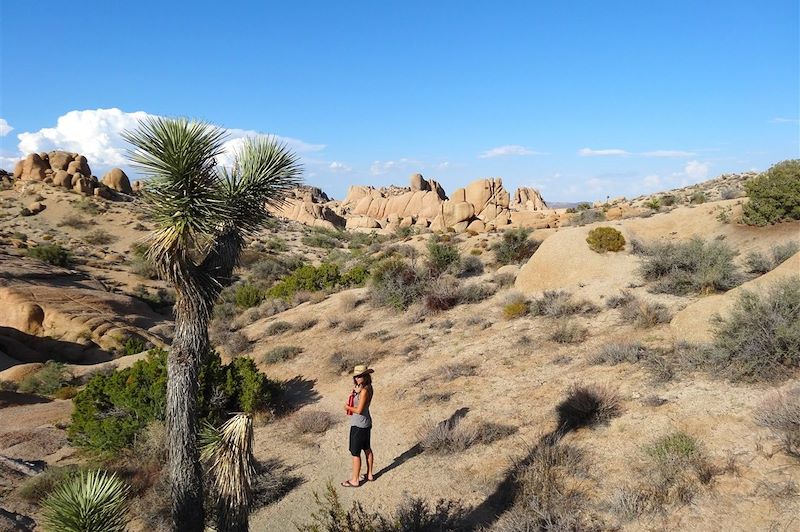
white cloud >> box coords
[13,108,325,176]
[771,117,799,123]
[437,161,451,170]
[479,145,539,159]
[369,158,418,176]
[578,148,629,157]
[643,174,661,187]
[684,160,710,180]
[641,150,695,157]
[0,118,13,137]
[328,161,351,172]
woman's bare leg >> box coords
[351,455,361,485]
[364,449,374,480]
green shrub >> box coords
[503,293,529,320]
[368,258,425,310]
[267,263,341,300]
[26,244,71,267]
[129,243,158,280]
[644,198,661,210]
[68,349,276,452]
[710,276,800,382]
[638,237,742,295]
[301,228,342,249]
[120,336,147,356]
[235,282,265,308]
[586,226,626,253]
[742,160,800,226]
[426,235,461,273]
[749,241,800,274]
[18,361,69,396]
[491,227,541,265]
[41,470,129,532]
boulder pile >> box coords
[271,173,551,233]
[11,151,133,200]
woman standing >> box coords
[342,365,374,487]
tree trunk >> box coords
[167,294,210,532]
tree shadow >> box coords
[253,457,305,508]
[373,407,469,480]
[278,376,321,414]
[0,326,113,370]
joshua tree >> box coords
[124,117,301,530]
[201,414,256,531]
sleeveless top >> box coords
[349,387,372,428]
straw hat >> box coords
[352,364,375,377]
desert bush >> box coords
[369,258,425,310]
[530,290,597,317]
[235,282,265,309]
[590,342,651,365]
[301,228,342,249]
[292,410,336,434]
[503,292,529,320]
[690,191,706,204]
[58,214,92,229]
[571,208,605,226]
[549,319,588,343]
[661,194,677,206]
[459,282,496,303]
[742,159,800,225]
[638,237,742,295]
[423,275,463,312]
[644,197,661,210]
[26,243,71,267]
[83,229,116,245]
[267,263,357,300]
[745,241,799,274]
[298,482,467,532]
[427,235,461,273]
[69,349,277,452]
[328,344,385,375]
[17,465,81,503]
[556,384,621,431]
[491,227,541,265]
[341,315,366,331]
[605,289,635,309]
[18,361,70,396]
[613,431,717,516]
[711,276,800,382]
[493,271,516,288]
[120,336,147,356]
[720,187,739,200]
[293,317,318,331]
[619,298,672,328]
[754,385,800,457]
[586,226,626,253]
[419,417,515,454]
[41,469,129,532]
[493,442,600,532]
[263,346,303,364]
[265,321,292,336]
[458,255,484,277]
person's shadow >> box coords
[372,407,469,480]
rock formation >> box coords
[10,151,132,200]
[268,173,552,233]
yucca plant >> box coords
[41,470,129,532]
[123,117,302,531]
[201,414,256,532]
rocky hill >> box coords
[0,153,797,531]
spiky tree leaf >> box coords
[41,470,129,532]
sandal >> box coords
[341,480,360,488]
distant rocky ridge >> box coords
[269,173,552,233]
[11,151,135,200]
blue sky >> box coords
[1,1,798,201]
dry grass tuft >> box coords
[754,384,800,457]
[556,384,621,432]
[292,410,336,434]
